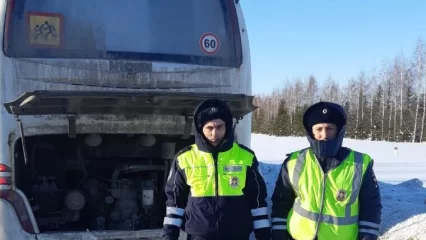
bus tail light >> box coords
[0,164,36,234]
[0,164,11,185]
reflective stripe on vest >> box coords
[287,148,372,240]
[177,143,253,197]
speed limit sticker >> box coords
[199,33,220,55]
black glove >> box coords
[254,227,272,240]
[163,235,178,240]
[359,233,378,240]
[272,229,292,240]
[162,226,179,240]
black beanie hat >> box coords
[303,102,346,131]
[195,99,233,130]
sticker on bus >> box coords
[27,12,63,47]
[199,32,220,55]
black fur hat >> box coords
[194,99,233,131]
[303,101,347,132]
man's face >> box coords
[311,123,338,141]
[202,119,226,146]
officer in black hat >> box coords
[270,101,382,240]
[163,99,271,240]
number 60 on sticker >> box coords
[199,32,220,55]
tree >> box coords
[251,104,265,133]
[372,84,383,140]
[250,35,426,142]
[304,75,319,106]
[293,105,307,136]
[273,99,290,136]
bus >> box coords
[0,0,256,239]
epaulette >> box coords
[174,145,192,158]
[237,143,255,155]
[283,147,309,165]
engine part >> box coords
[84,179,107,202]
[141,180,156,208]
[32,191,59,213]
[65,190,86,211]
[110,211,120,221]
[110,179,138,219]
[36,176,58,191]
[96,217,106,230]
[18,134,191,232]
[84,134,102,147]
[105,196,114,204]
[115,197,138,220]
[111,188,122,198]
[62,210,80,223]
[142,190,154,207]
[138,135,156,147]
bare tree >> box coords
[388,101,393,141]
[411,38,425,141]
[379,59,390,140]
[321,75,341,104]
[420,38,426,142]
[344,79,359,138]
[304,75,319,105]
[251,35,426,142]
[422,72,426,142]
[395,52,407,138]
[367,70,378,139]
[389,56,402,140]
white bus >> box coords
[0,0,255,239]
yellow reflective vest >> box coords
[177,143,254,197]
[163,143,270,237]
[286,148,372,240]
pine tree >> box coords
[293,104,308,136]
[252,108,265,133]
[273,99,290,136]
[343,101,354,138]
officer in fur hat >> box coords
[271,101,382,240]
[163,99,271,240]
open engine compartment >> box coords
[14,133,194,232]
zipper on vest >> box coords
[213,152,219,234]
[314,172,328,238]
[313,153,349,238]
[213,152,219,197]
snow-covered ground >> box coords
[251,134,426,240]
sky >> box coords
[240,1,426,95]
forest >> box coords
[252,37,426,143]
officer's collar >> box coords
[195,131,234,153]
[307,126,346,159]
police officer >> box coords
[162,99,271,240]
[270,101,382,240]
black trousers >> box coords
[186,234,250,240]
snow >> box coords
[251,134,426,240]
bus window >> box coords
[4,0,242,68]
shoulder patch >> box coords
[237,143,255,155]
